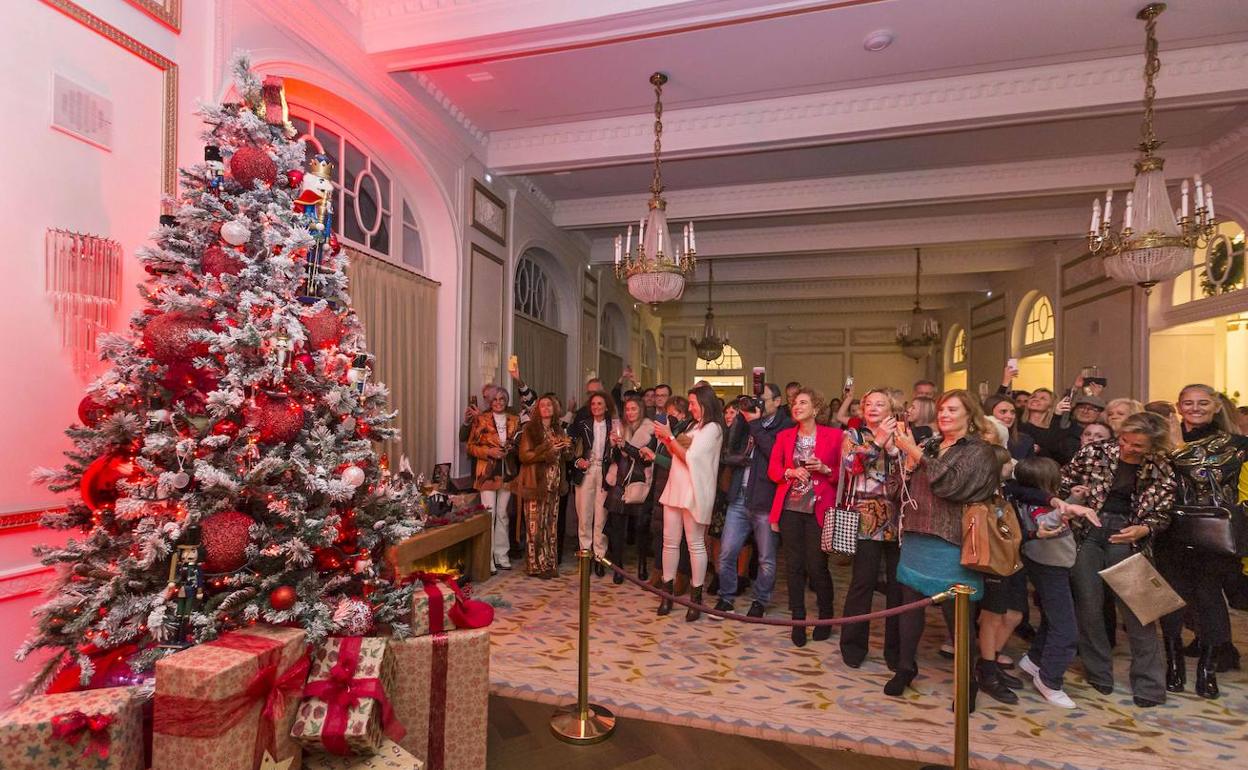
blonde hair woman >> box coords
[1104,398,1144,434]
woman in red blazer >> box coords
[769,387,845,647]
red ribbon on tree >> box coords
[300,636,405,756]
[50,710,114,759]
[153,631,309,769]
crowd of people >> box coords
[459,360,1248,712]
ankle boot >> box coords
[1164,636,1186,693]
[812,613,833,642]
[685,587,703,622]
[657,580,674,616]
[637,556,649,582]
[791,612,807,647]
[1196,644,1220,699]
[976,659,1018,705]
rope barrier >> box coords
[596,554,947,626]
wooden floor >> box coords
[487,695,923,770]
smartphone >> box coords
[469,395,479,409]
[844,375,854,392]
[752,367,766,397]
[508,354,519,371]
[1007,357,1018,371]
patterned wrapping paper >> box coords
[0,686,144,770]
[152,624,308,770]
[292,637,397,755]
[302,739,424,769]
[387,630,489,770]
[410,578,457,637]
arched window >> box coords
[944,327,968,392]
[695,344,743,371]
[952,328,967,367]
[514,256,557,327]
[1012,293,1055,391]
[290,111,422,270]
[1023,295,1054,347]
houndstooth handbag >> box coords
[820,461,859,556]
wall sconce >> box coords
[479,340,499,387]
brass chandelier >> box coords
[613,72,697,307]
[691,260,727,362]
[1088,3,1219,290]
[896,248,940,361]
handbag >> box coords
[501,435,521,483]
[960,496,1023,576]
[623,481,650,505]
[1167,480,1244,557]
[1099,552,1186,626]
[820,455,858,556]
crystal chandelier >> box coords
[1088,3,1218,291]
[614,72,696,307]
[896,248,940,361]
[691,261,727,362]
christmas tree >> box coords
[17,54,422,696]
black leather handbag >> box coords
[1167,475,1245,557]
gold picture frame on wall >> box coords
[472,180,507,246]
[42,0,179,205]
[125,0,182,32]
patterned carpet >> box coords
[478,554,1248,770]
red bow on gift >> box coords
[302,637,405,756]
[406,572,494,630]
[51,710,113,759]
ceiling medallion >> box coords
[613,72,696,308]
[1088,3,1220,292]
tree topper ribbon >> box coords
[301,636,405,756]
[50,710,114,759]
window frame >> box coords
[695,344,743,372]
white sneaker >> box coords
[1032,674,1076,709]
[1019,655,1040,678]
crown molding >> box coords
[1202,122,1248,174]
[413,72,489,145]
[556,151,1199,227]
[656,294,969,319]
[488,41,1248,173]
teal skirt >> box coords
[897,533,983,599]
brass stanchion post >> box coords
[550,550,616,744]
[921,584,973,770]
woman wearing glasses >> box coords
[467,386,522,572]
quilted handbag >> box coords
[820,462,858,556]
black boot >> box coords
[685,587,703,622]
[976,659,1019,705]
[637,556,649,583]
[883,668,915,696]
[1196,644,1220,699]
[791,612,807,647]
[657,580,674,616]
[812,614,833,642]
[1164,636,1186,693]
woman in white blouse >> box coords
[656,385,725,621]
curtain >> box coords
[345,248,439,476]
[512,314,567,402]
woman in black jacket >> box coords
[603,395,657,583]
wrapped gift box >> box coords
[0,686,144,770]
[388,630,488,770]
[292,636,400,756]
[410,576,457,637]
[303,739,424,769]
[152,624,308,770]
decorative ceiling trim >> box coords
[487,41,1248,172]
[686,273,987,303]
[555,151,1200,227]
[413,72,488,144]
[663,247,1036,284]
[125,0,182,31]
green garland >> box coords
[1201,238,1246,297]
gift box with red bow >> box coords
[387,630,488,770]
[151,624,308,770]
[407,574,493,637]
[0,686,144,770]
[302,738,424,769]
[291,636,405,756]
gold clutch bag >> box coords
[1098,552,1186,626]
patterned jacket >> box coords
[467,411,521,491]
[1060,440,1176,554]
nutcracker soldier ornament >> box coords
[163,527,205,649]
[204,146,225,194]
[293,153,336,296]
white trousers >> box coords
[480,488,512,566]
[575,465,608,557]
[662,505,708,586]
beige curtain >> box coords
[345,248,439,475]
[512,315,567,401]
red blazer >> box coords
[768,424,844,528]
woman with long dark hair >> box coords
[603,395,656,584]
[655,386,724,620]
[570,391,615,575]
[768,387,844,647]
[516,395,573,578]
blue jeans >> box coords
[716,489,778,605]
[1024,557,1078,690]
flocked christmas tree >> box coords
[17,54,423,697]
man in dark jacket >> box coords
[712,383,792,617]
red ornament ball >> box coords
[199,510,253,573]
[356,421,371,439]
[77,396,108,427]
[286,169,305,189]
[202,244,244,277]
[293,352,315,372]
[80,453,140,513]
[268,585,297,611]
[228,146,277,189]
[314,546,344,571]
[245,392,305,444]
[301,307,344,349]
[144,312,210,364]
[211,419,239,437]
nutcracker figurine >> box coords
[163,526,204,648]
[293,153,335,296]
[204,145,225,194]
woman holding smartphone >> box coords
[655,385,725,621]
[603,395,657,584]
[768,388,844,647]
[516,395,573,578]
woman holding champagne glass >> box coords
[517,395,574,578]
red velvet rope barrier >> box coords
[599,556,944,626]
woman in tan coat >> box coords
[467,386,521,572]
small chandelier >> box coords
[691,261,727,362]
[1088,3,1218,292]
[614,72,696,307]
[896,248,940,361]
